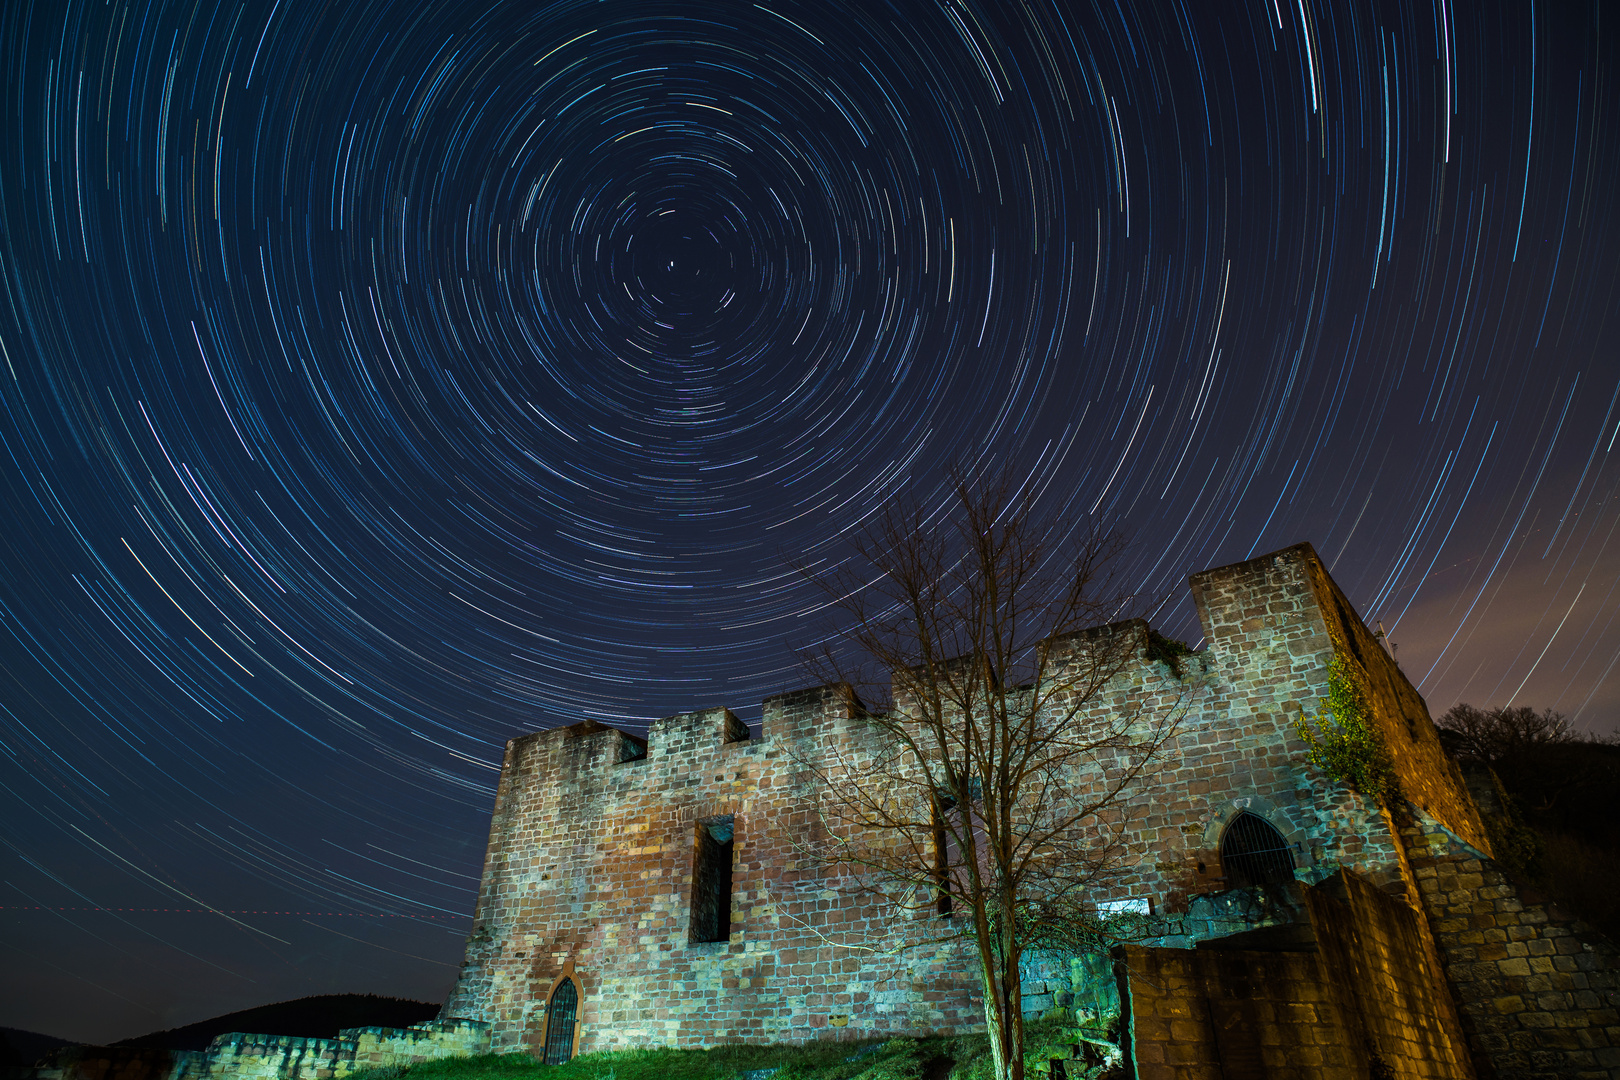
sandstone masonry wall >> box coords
[443,544,1485,1056]
[1120,943,1364,1079]
[441,684,990,1053]
[1403,819,1620,1078]
[1297,559,1491,854]
[1119,871,1472,1079]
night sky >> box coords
[2,0,1617,1045]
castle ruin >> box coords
[442,544,1620,1079]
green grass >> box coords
[350,1038,929,1080]
[351,1018,1117,1080]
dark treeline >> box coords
[1438,705,1620,939]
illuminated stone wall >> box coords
[442,543,1484,1055]
[440,683,986,1053]
[201,1022,490,1080]
[16,1022,489,1080]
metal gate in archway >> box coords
[1219,811,1296,888]
[542,977,578,1065]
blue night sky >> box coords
[2,0,1618,1044]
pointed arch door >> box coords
[542,976,578,1064]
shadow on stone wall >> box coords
[1116,870,1474,1079]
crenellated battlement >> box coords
[444,542,1492,1055]
[649,705,750,756]
[491,559,1323,787]
[485,545,1484,823]
[761,681,866,741]
[507,614,1206,786]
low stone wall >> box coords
[1020,951,1120,1029]
[1116,871,1473,1079]
[1402,819,1620,1078]
[1118,944,1371,1079]
[206,1020,488,1080]
[5,1021,490,1080]
[1,1047,206,1080]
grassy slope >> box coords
[351,1019,1114,1080]
[1488,738,1620,940]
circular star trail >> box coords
[2,0,1618,1041]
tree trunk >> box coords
[981,984,1026,1080]
[979,901,1025,1080]
[981,970,1013,1080]
[1002,942,1024,1080]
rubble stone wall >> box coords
[203,1021,490,1080]
[5,1023,489,1080]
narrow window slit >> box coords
[932,792,956,917]
[691,815,734,942]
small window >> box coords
[542,976,578,1064]
[690,815,734,942]
[1219,812,1295,888]
[931,793,955,917]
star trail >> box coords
[2,0,1618,1043]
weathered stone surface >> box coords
[4,1023,490,1080]
[437,545,1499,1065]
[1404,820,1620,1080]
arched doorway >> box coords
[542,976,578,1065]
[1219,811,1295,887]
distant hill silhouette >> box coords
[113,994,441,1052]
[0,1027,72,1067]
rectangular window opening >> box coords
[931,794,955,918]
[616,733,648,763]
[690,815,734,943]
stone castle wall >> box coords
[442,543,1487,1056]
[1402,818,1620,1078]
[1119,872,1472,1079]
[7,1022,489,1080]
[442,681,989,1052]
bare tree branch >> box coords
[791,469,1191,1080]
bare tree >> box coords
[798,473,1188,1080]
[1437,703,1573,767]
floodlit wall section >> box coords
[19,1022,491,1080]
[442,544,1485,1053]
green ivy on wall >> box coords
[1294,641,1400,806]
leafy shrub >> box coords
[1293,644,1399,805]
[1143,631,1195,678]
